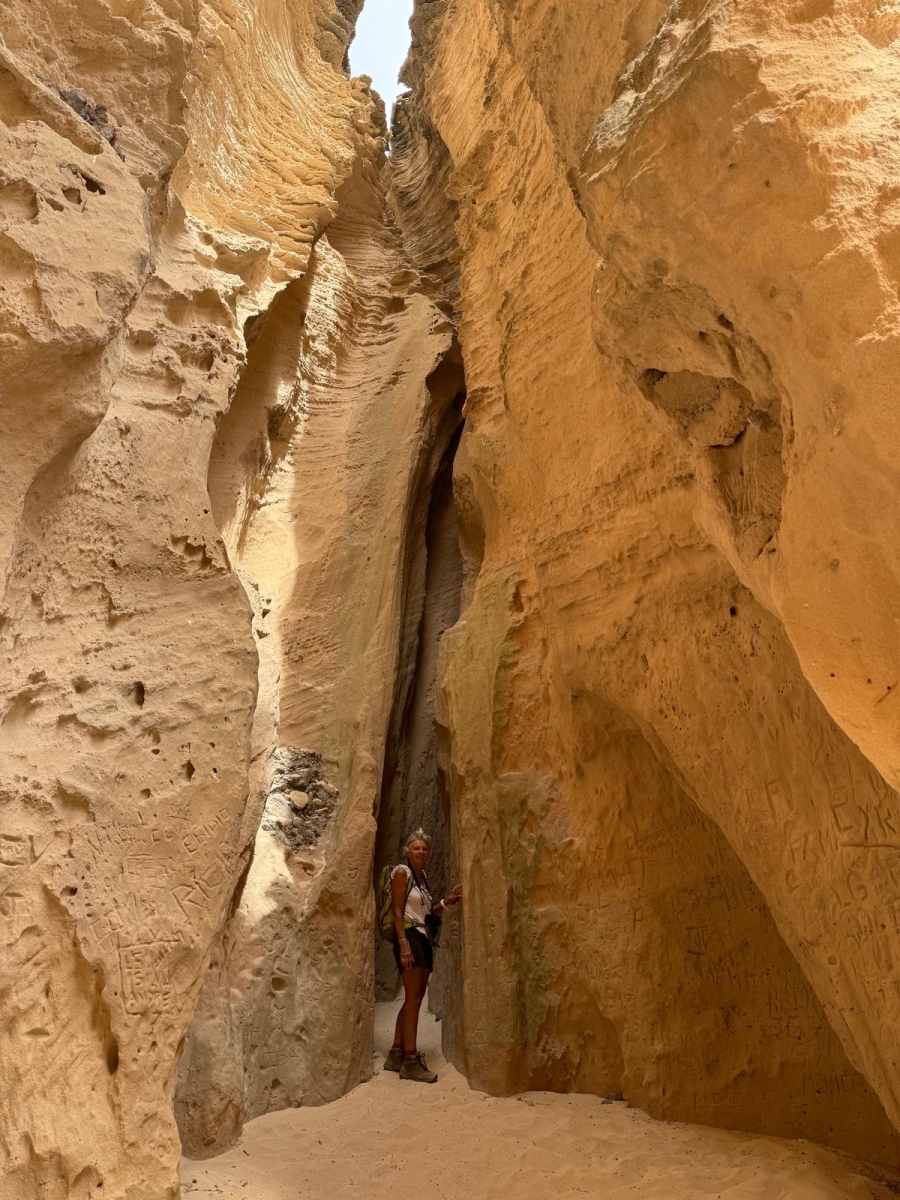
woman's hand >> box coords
[399,938,414,970]
[446,884,462,906]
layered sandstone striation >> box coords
[0,0,394,1194]
[1,0,464,1184]
[6,0,900,1194]
[400,0,900,1168]
[176,102,464,1151]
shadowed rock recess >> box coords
[3,0,900,1196]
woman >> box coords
[384,828,461,1083]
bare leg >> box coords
[400,967,430,1054]
[394,966,417,1052]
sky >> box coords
[349,0,415,117]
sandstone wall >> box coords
[401,0,900,1165]
[0,0,379,1194]
[8,0,900,1188]
[176,106,465,1150]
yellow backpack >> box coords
[377,864,414,941]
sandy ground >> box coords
[181,1001,898,1200]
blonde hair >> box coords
[403,828,433,855]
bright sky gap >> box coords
[349,0,415,119]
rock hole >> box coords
[729,606,738,616]
[62,186,82,205]
[140,788,151,798]
[133,681,145,706]
[271,976,287,992]
[184,760,195,780]
[105,1035,119,1074]
[640,367,667,388]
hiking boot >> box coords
[383,1046,404,1073]
[400,1053,437,1084]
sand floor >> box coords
[181,1001,898,1199]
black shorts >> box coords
[393,928,433,973]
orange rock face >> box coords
[402,0,900,1167]
[6,0,900,1192]
[0,0,377,1193]
[176,113,464,1156]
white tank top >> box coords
[391,864,432,934]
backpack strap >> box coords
[407,861,431,901]
[399,863,415,900]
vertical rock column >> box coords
[0,0,375,1194]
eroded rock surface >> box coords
[0,0,377,1194]
[399,0,900,1168]
[7,0,900,1192]
[174,89,464,1153]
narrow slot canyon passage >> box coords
[373,378,465,1002]
[4,0,900,1198]
[349,0,414,118]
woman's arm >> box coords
[392,869,413,970]
[433,883,462,914]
